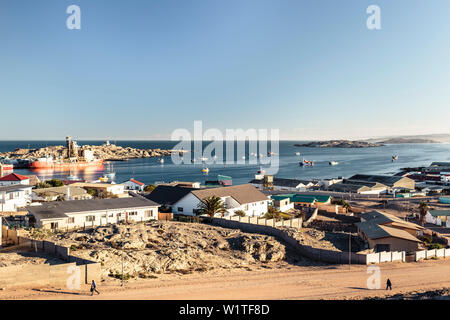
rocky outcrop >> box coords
[0,144,188,161]
[295,140,384,148]
[40,221,292,278]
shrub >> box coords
[428,243,444,250]
[234,210,246,217]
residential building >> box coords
[250,175,316,192]
[327,180,388,195]
[70,182,126,197]
[360,211,424,237]
[32,186,93,202]
[347,174,415,190]
[357,210,423,252]
[0,173,30,186]
[122,179,145,192]
[155,181,201,188]
[146,184,269,217]
[426,210,450,228]
[272,194,332,206]
[0,184,33,212]
[27,197,160,229]
[356,221,422,252]
[270,195,294,212]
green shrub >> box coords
[234,210,246,217]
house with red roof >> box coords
[0,173,30,186]
[122,178,145,192]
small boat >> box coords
[267,152,277,156]
[200,157,208,162]
[158,158,164,164]
[295,152,301,156]
[241,156,246,160]
[299,159,314,167]
[329,160,339,166]
[191,159,196,163]
[202,167,209,174]
[392,155,399,162]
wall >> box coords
[209,217,369,264]
[209,217,410,265]
[0,237,101,289]
[37,206,158,229]
[415,248,450,261]
[368,237,419,253]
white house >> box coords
[70,182,126,196]
[0,173,30,186]
[147,184,269,217]
[32,186,93,202]
[250,177,316,192]
[123,179,145,192]
[27,197,160,229]
[0,184,33,212]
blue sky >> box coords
[1,0,450,140]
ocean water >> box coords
[1,140,450,185]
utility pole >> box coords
[349,232,351,269]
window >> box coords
[178,207,184,212]
[86,215,95,222]
[128,211,138,216]
[67,217,75,224]
[145,210,153,217]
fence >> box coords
[223,215,303,229]
[0,237,101,289]
[210,217,410,265]
[414,248,450,261]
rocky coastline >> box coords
[0,144,188,162]
[295,140,384,148]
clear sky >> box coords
[1,0,450,140]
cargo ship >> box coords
[29,136,104,170]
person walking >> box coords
[386,278,392,290]
[90,279,100,296]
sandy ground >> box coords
[2,259,450,300]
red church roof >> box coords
[0,173,30,181]
[130,179,145,186]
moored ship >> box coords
[29,136,104,170]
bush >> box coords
[428,243,444,250]
[234,210,246,217]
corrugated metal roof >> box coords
[27,197,159,220]
[356,221,421,242]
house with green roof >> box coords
[271,194,332,206]
[426,210,450,227]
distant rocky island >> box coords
[294,140,384,148]
[376,138,439,144]
[0,144,187,161]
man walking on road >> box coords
[90,280,100,296]
[386,278,392,290]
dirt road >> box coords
[2,259,450,300]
